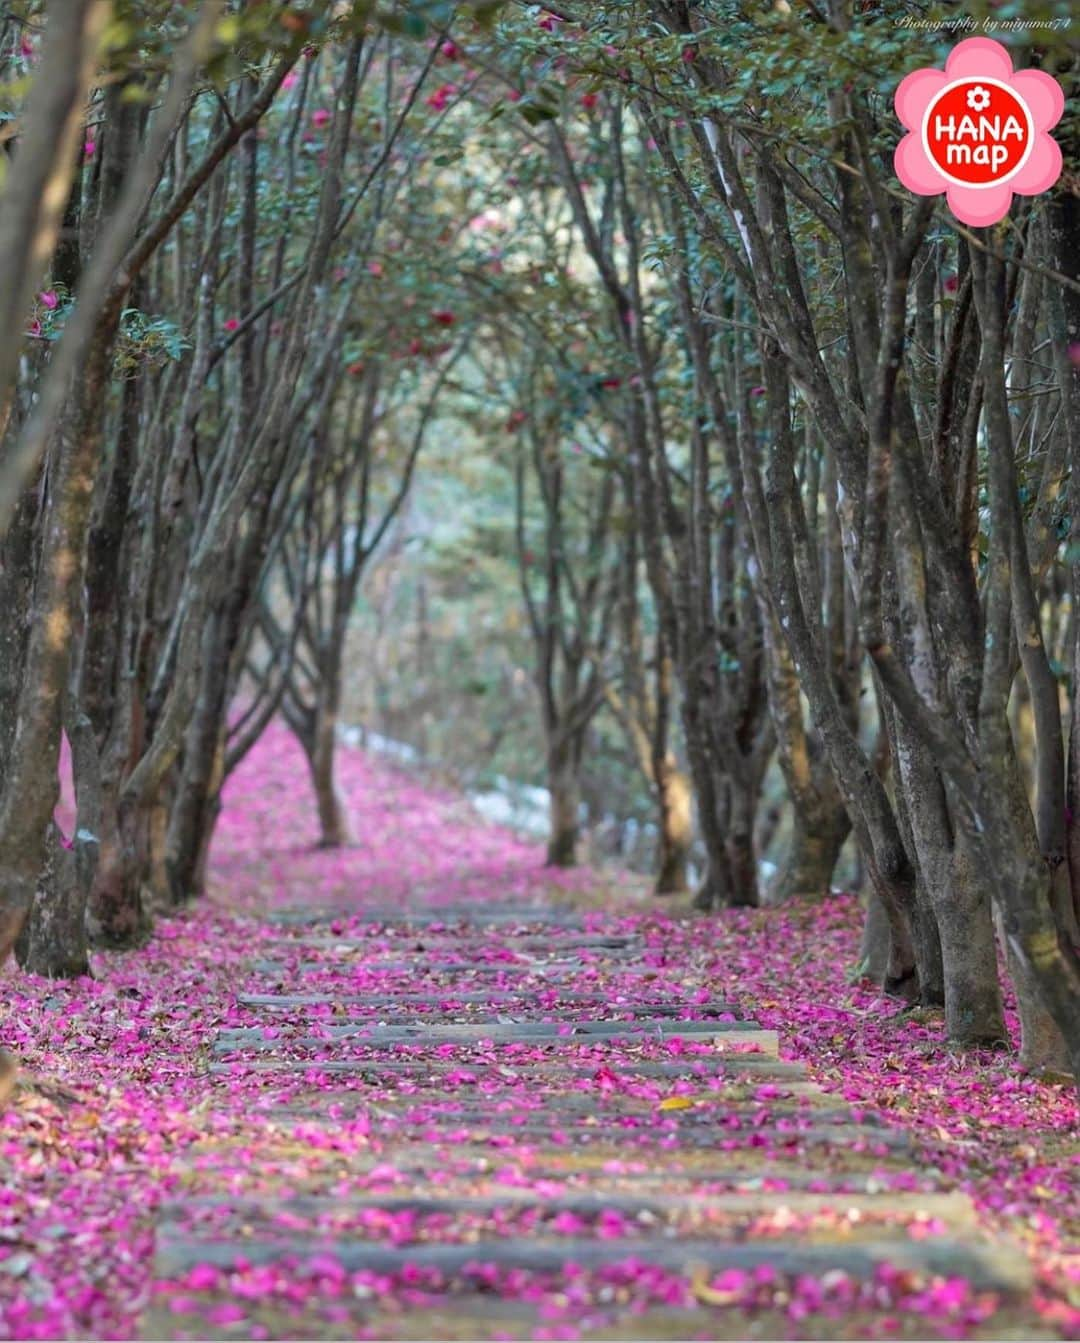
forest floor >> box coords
[0,725,1077,1341]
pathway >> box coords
[143,888,1035,1337]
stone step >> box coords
[143,1295,1056,1343]
[236,993,743,1018]
[212,1019,778,1053]
[356,1120,909,1152]
[207,1055,805,1079]
[271,1097,865,1127]
[151,1231,1031,1293]
[281,932,640,949]
[172,1163,940,1196]
[268,905,594,928]
[251,959,681,978]
[157,1189,975,1223]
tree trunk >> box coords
[1001,915,1072,1075]
[653,756,691,895]
[856,892,892,984]
[87,792,152,949]
[0,480,40,965]
[994,756,1075,1074]
[0,317,117,968]
[725,780,759,909]
[14,824,90,978]
[546,738,581,868]
[163,611,234,902]
[307,697,352,848]
[682,702,730,910]
[931,830,1006,1048]
[760,609,851,906]
[770,804,849,905]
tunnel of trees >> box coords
[0,0,1078,1094]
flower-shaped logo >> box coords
[894,38,1063,227]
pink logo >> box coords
[894,37,1063,226]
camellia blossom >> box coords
[894,38,1063,227]
[425,83,456,112]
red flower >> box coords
[505,410,527,432]
[425,83,456,112]
[599,376,622,390]
[943,274,958,294]
[224,318,241,333]
[440,40,459,59]
[347,361,365,376]
[432,310,456,326]
[580,92,599,110]
[311,108,331,128]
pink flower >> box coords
[84,138,96,158]
[186,1263,218,1291]
[223,318,240,332]
[1068,343,1080,369]
[38,290,58,310]
[311,108,332,128]
[367,260,383,277]
[894,38,1064,226]
[282,71,298,91]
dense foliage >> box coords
[0,0,1078,1121]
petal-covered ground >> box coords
[0,724,1077,1340]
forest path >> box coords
[139,736,1039,1339]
